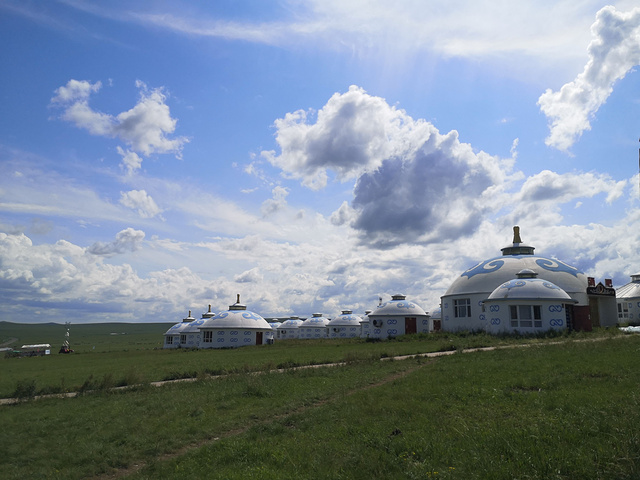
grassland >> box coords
[1,322,639,479]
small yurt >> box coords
[616,273,640,323]
[360,310,372,338]
[368,294,429,339]
[429,307,442,331]
[267,320,281,341]
[277,316,303,340]
[198,295,272,349]
[163,311,196,349]
[298,313,330,339]
[483,269,577,334]
[327,310,362,339]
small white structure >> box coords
[199,295,272,349]
[163,311,196,349]
[267,321,281,341]
[327,310,362,338]
[277,316,303,340]
[429,307,442,331]
[616,273,640,323]
[360,310,372,338]
[298,313,330,339]
[483,269,577,334]
[368,294,429,339]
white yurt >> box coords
[198,295,272,349]
[360,310,372,338]
[367,294,429,339]
[327,310,362,339]
[298,313,330,339]
[616,273,640,323]
[277,316,304,340]
[267,321,281,341]
[429,307,442,332]
[440,226,616,332]
[483,269,578,334]
[163,311,196,349]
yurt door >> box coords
[256,332,263,345]
[405,317,417,334]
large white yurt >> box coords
[198,295,272,349]
[616,273,640,323]
[441,226,616,332]
[367,294,429,339]
[277,316,303,340]
[483,269,578,334]
[298,313,330,339]
[163,311,196,349]
[327,310,362,339]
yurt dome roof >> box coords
[278,318,303,328]
[486,270,576,302]
[327,310,362,326]
[617,273,640,299]
[300,313,330,327]
[200,295,271,330]
[444,227,587,297]
[371,294,427,316]
[164,310,196,335]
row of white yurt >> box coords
[163,296,272,349]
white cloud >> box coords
[260,186,289,217]
[120,189,162,219]
[538,6,640,152]
[51,79,189,159]
[234,267,263,283]
[265,86,517,246]
[87,227,145,256]
[117,147,143,175]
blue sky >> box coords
[1,0,640,323]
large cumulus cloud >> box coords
[264,86,514,246]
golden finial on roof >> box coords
[513,226,522,244]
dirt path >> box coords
[0,337,17,348]
[93,360,432,479]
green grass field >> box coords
[1,323,639,479]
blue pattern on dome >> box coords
[535,258,582,277]
[461,258,505,279]
[242,312,262,321]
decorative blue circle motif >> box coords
[217,338,224,343]
[217,331,224,335]
[230,338,238,342]
[396,302,416,309]
[479,314,486,321]
[490,305,500,312]
[637,302,640,308]
[461,259,505,279]
[550,319,564,327]
[230,331,238,335]
[244,331,251,335]
[242,312,261,321]
[374,329,381,334]
[548,305,562,313]
[387,319,398,325]
[387,329,397,335]
[535,258,582,277]
[244,338,251,343]
[491,318,500,325]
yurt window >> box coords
[166,336,173,345]
[180,334,186,344]
[454,299,471,318]
[510,305,542,328]
[203,331,213,343]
